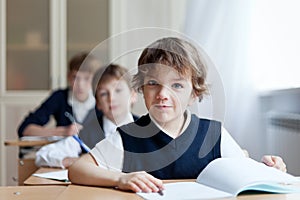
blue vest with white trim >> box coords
[118,114,221,179]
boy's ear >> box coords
[188,92,198,106]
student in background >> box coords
[35,64,138,168]
[17,52,99,137]
[68,37,286,193]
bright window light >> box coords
[250,0,300,91]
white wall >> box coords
[108,0,188,116]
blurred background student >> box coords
[17,52,100,138]
[35,64,138,168]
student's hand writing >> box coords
[64,123,83,136]
[117,171,164,193]
[261,155,287,172]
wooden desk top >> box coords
[56,184,142,200]
[0,186,66,200]
[23,168,300,199]
[24,167,71,186]
[4,181,300,199]
[55,184,300,200]
[4,140,55,147]
[5,136,65,147]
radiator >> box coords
[266,111,300,175]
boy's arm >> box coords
[69,132,164,192]
[68,153,120,186]
[68,153,164,193]
[220,127,245,158]
[22,123,82,137]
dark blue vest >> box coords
[118,114,221,179]
[80,111,139,150]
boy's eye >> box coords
[172,83,183,89]
[71,75,77,81]
[98,91,108,97]
[146,80,158,86]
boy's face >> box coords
[96,78,135,123]
[142,65,196,129]
[68,70,93,102]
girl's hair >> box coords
[92,64,132,97]
[132,37,208,101]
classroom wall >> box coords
[260,88,300,175]
[1,0,187,186]
[108,0,187,116]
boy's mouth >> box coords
[154,104,172,109]
[109,105,118,110]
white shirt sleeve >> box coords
[35,136,82,169]
[90,131,124,172]
[221,126,246,158]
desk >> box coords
[2,184,300,199]
[4,139,59,185]
[4,140,55,147]
[22,170,300,200]
[57,184,141,200]
[0,186,66,200]
[56,184,300,200]
[24,167,71,186]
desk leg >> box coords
[18,158,38,185]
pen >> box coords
[64,111,76,123]
[64,111,91,153]
[72,134,91,153]
[158,189,164,196]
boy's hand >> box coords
[261,155,287,172]
[62,157,79,168]
[64,123,83,136]
[118,171,164,193]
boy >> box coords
[35,64,138,168]
[68,37,286,193]
[18,52,99,137]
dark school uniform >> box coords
[80,112,139,149]
[118,114,221,179]
[17,88,95,138]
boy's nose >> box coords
[75,78,85,88]
[156,85,169,100]
[108,92,115,102]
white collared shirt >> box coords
[68,89,95,123]
[103,116,118,138]
[102,113,134,138]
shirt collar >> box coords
[149,109,192,138]
[103,113,134,138]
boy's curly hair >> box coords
[132,37,208,101]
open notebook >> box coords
[33,170,69,182]
[137,157,300,200]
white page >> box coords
[196,157,299,196]
[33,170,69,182]
[137,182,232,200]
